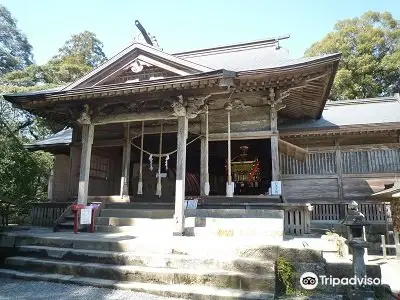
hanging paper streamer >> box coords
[149,154,153,171]
[165,154,169,171]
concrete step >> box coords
[5,256,275,292]
[100,209,174,218]
[95,217,174,227]
[16,245,275,274]
[0,268,274,300]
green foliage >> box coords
[0,124,53,224]
[276,256,297,295]
[56,31,107,68]
[305,11,400,100]
[0,5,33,76]
[0,5,107,225]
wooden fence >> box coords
[284,205,311,235]
[311,202,391,223]
[31,202,73,226]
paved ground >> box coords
[0,278,181,300]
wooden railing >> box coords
[284,205,311,235]
[31,202,73,227]
[310,202,391,223]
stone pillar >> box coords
[173,116,188,235]
[120,124,131,198]
[77,124,94,205]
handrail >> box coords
[53,199,77,231]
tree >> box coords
[56,31,107,68]
[0,5,33,76]
[305,11,400,100]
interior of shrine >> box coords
[129,133,272,198]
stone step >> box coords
[0,268,274,300]
[10,233,281,259]
[5,256,275,292]
[16,245,275,274]
[105,203,175,210]
[100,209,174,218]
[95,225,175,234]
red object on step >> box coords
[72,204,85,234]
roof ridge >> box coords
[325,96,398,107]
[174,36,289,57]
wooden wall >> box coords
[281,135,400,203]
[67,147,122,199]
[52,154,70,202]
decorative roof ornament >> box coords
[134,20,161,49]
[130,60,143,73]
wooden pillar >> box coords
[68,128,79,197]
[137,121,144,195]
[335,139,344,201]
[270,105,280,181]
[200,108,210,196]
[173,116,188,236]
[225,104,233,197]
[47,167,54,201]
[120,124,131,198]
[77,124,94,205]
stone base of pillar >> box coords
[137,181,143,195]
[226,182,234,197]
[204,182,210,196]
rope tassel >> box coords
[165,154,169,171]
[149,154,153,171]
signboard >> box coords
[185,199,198,209]
[80,207,92,225]
[271,181,282,195]
[156,173,167,178]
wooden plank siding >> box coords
[281,144,400,203]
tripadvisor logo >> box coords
[300,272,318,290]
[300,272,381,289]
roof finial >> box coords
[134,20,160,48]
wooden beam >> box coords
[77,124,94,205]
[130,123,201,135]
[208,130,273,141]
[92,111,176,125]
[278,138,308,161]
[173,116,188,236]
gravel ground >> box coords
[0,278,181,300]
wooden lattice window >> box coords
[90,155,110,180]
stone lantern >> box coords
[341,201,374,299]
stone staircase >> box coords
[95,203,284,241]
[0,232,278,299]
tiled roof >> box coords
[280,97,400,132]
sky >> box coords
[1,0,400,65]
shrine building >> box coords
[4,35,400,235]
